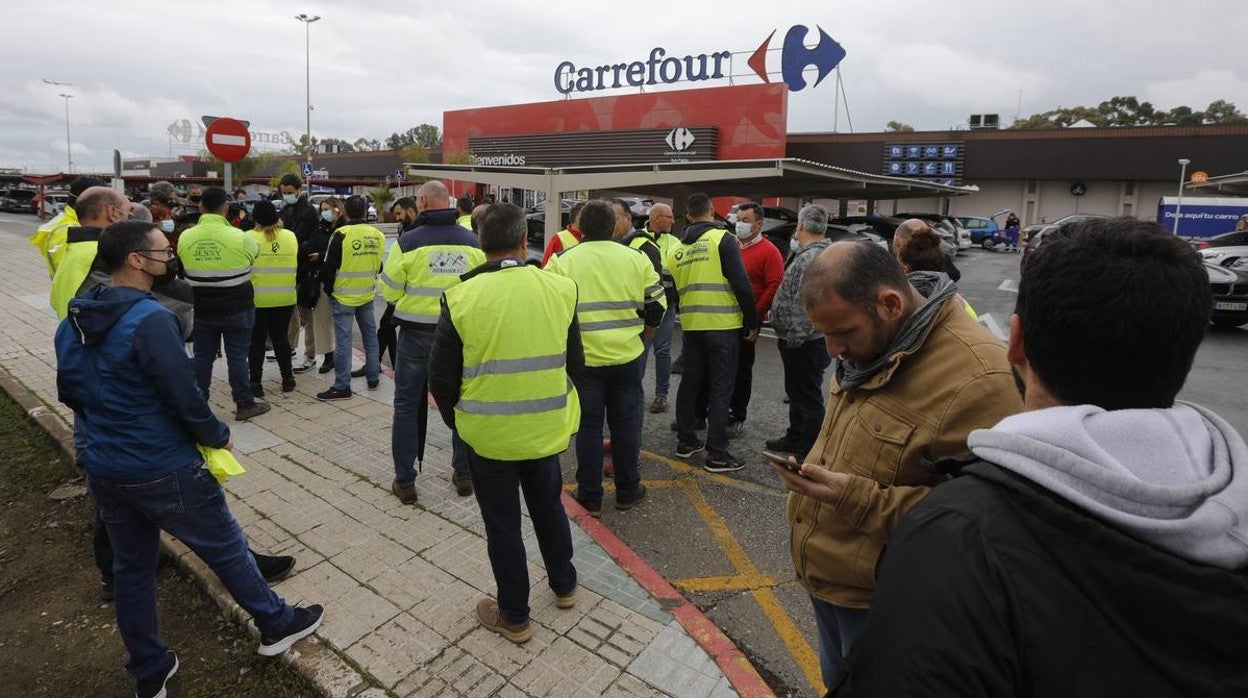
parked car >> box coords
[762,221,882,254]
[958,210,1014,245]
[1192,229,1248,251]
[41,192,70,217]
[1207,262,1248,328]
[830,215,905,244]
[0,188,37,213]
[727,204,798,232]
[1200,244,1248,268]
[525,198,586,245]
[895,212,972,252]
[1020,213,1112,266]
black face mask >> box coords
[141,256,181,285]
[188,195,202,204]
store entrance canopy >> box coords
[402,157,979,238]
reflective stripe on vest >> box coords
[246,228,299,307]
[177,214,257,291]
[544,240,665,366]
[446,265,580,460]
[332,223,385,306]
[667,228,743,331]
[378,241,485,325]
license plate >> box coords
[1214,301,1248,311]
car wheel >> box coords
[981,239,997,251]
[1211,317,1248,329]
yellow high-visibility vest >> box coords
[246,228,299,307]
[666,228,743,331]
[331,223,385,306]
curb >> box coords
[562,492,775,697]
[0,368,378,698]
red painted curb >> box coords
[562,492,775,698]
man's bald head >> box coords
[416,180,451,211]
[802,240,911,315]
[893,218,933,251]
[470,203,491,232]
[648,203,674,233]
[76,186,129,227]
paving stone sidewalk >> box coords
[0,230,748,698]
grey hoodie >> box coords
[969,402,1248,569]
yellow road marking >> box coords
[672,573,779,593]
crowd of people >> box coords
[32,175,1248,697]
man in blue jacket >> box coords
[55,221,324,698]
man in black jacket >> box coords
[277,174,322,372]
[834,218,1248,697]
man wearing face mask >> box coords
[277,175,322,373]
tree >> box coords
[886,121,915,132]
[386,124,442,150]
[1010,96,1248,129]
[1201,99,1248,125]
[443,149,475,165]
[400,144,429,164]
[318,138,356,153]
[353,137,383,152]
[269,160,302,189]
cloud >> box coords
[1145,69,1248,112]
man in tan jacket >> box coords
[770,241,1020,693]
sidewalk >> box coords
[0,228,770,698]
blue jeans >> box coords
[330,298,380,391]
[810,597,870,693]
[88,463,293,685]
[640,303,676,399]
[675,329,739,457]
[572,354,644,503]
[192,308,255,406]
[392,325,468,483]
[467,447,577,623]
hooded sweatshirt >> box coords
[837,402,1248,697]
[55,285,229,482]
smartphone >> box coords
[762,451,801,473]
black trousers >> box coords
[249,305,295,383]
[677,330,739,458]
[779,338,832,453]
[695,335,755,422]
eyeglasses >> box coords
[138,247,175,257]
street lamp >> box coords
[58,94,74,174]
[1174,158,1191,237]
[295,13,321,162]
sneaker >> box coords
[257,604,325,657]
[649,396,668,413]
[675,441,705,458]
[367,379,380,391]
[351,367,366,378]
[235,400,271,421]
[452,472,473,497]
[554,586,579,609]
[253,552,296,583]
[476,598,532,644]
[249,382,265,398]
[616,484,648,511]
[573,495,602,518]
[317,355,335,374]
[765,435,802,453]
[316,387,352,401]
[135,650,178,698]
[725,420,745,439]
[281,378,296,393]
[704,453,746,473]
[391,479,418,504]
[101,578,114,602]
[293,357,316,374]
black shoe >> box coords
[250,382,265,398]
[367,379,380,391]
[281,378,296,393]
[253,552,296,583]
[293,357,316,374]
[573,496,602,518]
[258,604,324,657]
[675,441,705,458]
[316,387,352,401]
[317,355,335,374]
[452,472,473,497]
[615,484,648,511]
[136,650,178,698]
[704,453,746,473]
[100,578,114,602]
[350,367,366,378]
[765,435,802,453]
[235,400,272,421]
[156,552,175,573]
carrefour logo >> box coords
[665,128,696,152]
[553,24,845,96]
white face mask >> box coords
[790,237,800,253]
[734,221,754,239]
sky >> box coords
[2,0,1245,173]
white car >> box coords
[1201,245,1248,268]
[42,193,70,217]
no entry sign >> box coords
[205,117,251,162]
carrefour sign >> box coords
[554,25,845,96]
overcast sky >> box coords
[2,0,1244,173]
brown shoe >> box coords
[476,598,532,643]
[391,479,417,505]
[554,586,578,609]
[452,472,473,497]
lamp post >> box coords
[1174,158,1191,237]
[58,93,74,174]
[295,13,321,162]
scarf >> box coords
[837,271,957,390]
